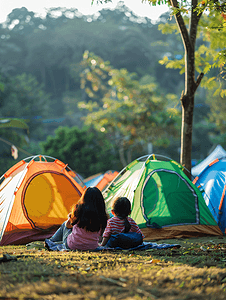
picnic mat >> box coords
[43,239,181,252]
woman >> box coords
[45,187,108,251]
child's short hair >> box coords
[112,197,131,219]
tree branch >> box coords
[169,0,191,53]
[193,72,204,93]
[189,0,203,47]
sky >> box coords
[0,0,170,24]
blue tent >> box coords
[193,157,226,234]
[84,174,104,187]
[192,145,226,176]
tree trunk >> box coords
[170,0,204,178]
[180,91,194,178]
[180,42,195,177]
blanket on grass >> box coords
[44,239,181,252]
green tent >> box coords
[103,155,222,240]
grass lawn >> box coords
[1,235,226,299]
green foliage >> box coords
[0,75,4,92]
[195,0,226,15]
[1,2,224,163]
[0,70,31,175]
[157,5,225,85]
[192,98,216,159]
[157,6,225,155]
[199,14,226,87]
[206,88,226,134]
[159,55,185,72]
[158,15,225,73]
[0,118,28,131]
[196,13,226,134]
[158,22,178,34]
[41,126,120,177]
[0,72,50,175]
[78,52,181,165]
[1,5,183,100]
[0,73,50,137]
[146,0,226,15]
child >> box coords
[100,197,144,249]
[45,187,108,251]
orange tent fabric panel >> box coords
[96,171,119,191]
[0,155,85,245]
[23,173,81,229]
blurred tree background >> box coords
[0,1,224,178]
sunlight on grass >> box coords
[1,236,226,299]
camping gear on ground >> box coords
[193,157,226,234]
[106,232,143,249]
[84,170,119,191]
[0,254,17,263]
[192,145,226,177]
[103,154,222,240]
[0,155,85,246]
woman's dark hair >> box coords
[71,187,108,232]
[112,197,131,233]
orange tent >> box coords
[0,155,85,245]
[84,170,119,191]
